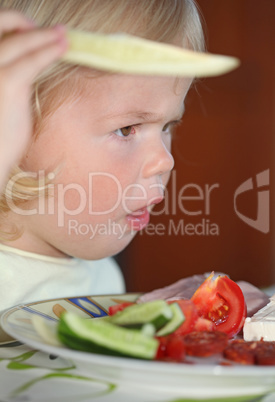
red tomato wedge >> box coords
[156,335,185,362]
[193,317,215,332]
[191,272,247,338]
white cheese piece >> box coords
[243,299,275,341]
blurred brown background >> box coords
[116,0,275,292]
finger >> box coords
[2,38,68,84]
[0,26,67,66]
[0,10,35,34]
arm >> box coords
[0,10,67,190]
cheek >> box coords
[54,169,133,220]
[88,173,125,214]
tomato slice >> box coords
[155,335,185,362]
[191,273,247,338]
[168,300,199,335]
[155,336,168,360]
[194,317,215,332]
[165,335,186,361]
[108,302,134,316]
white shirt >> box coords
[0,243,125,312]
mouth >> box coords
[126,207,150,231]
[126,197,163,231]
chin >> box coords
[70,233,137,260]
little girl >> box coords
[0,0,204,311]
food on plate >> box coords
[243,296,275,341]
[156,303,185,336]
[156,335,186,362]
[107,299,185,336]
[58,309,158,359]
[108,302,134,315]
[137,273,211,303]
[56,300,185,360]
[53,273,246,361]
[140,272,247,338]
[32,272,275,366]
[223,339,255,365]
[108,300,174,329]
[182,330,229,357]
[138,273,269,317]
[166,299,201,335]
[223,339,275,366]
[190,273,247,338]
[63,30,240,77]
[237,281,270,317]
[114,273,247,338]
[254,342,275,365]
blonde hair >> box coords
[0,0,204,239]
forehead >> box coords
[77,72,192,117]
[82,72,191,92]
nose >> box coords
[142,138,175,179]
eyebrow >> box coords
[104,108,185,124]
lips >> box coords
[126,207,150,231]
[126,197,163,231]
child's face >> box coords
[19,73,192,259]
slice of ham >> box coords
[137,274,209,303]
[137,273,270,318]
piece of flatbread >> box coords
[63,30,240,77]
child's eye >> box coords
[162,122,174,135]
[163,121,181,134]
[114,126,135,137]
[162,123,170,133]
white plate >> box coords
[2,294,275,400]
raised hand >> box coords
[0,10,68,189]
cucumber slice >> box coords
[140,323,156,337]
[58,312,158,359]
[63,30,240,78]
[108,300,172,330]
[156,303,185,336]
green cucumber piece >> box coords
[156,303,185,336]
[140,323,156,337]
[108,300,172,330]
[58,312,158,359]
[63,30,240,78]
